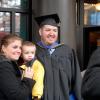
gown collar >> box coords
[37,41,59,49]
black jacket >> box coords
[0,55,35,100]
[82,47,100,100]
[36,43,82,100]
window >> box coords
[0,12,10,32]
[84,2,100,26]
[83,1,100,69]
[0,0,31,40]
[0,0,29,9]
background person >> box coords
[82,47,100,100]
[35,14,83,100]
[0,34,34,100]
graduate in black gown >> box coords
[35,14,82,100]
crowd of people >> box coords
[0,13,99,100]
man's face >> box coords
[39,25,58,45]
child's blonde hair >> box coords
[22,41,36,47]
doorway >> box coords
[83,26,100,69]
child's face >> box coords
[22,45,36,63]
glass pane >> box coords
[15,13,28,40]
[84,3,100,25]
[15,13,20,33]
[21,0,29,9]
[0,12,10,33]
[0,12,10,40]
[0,0,29,9]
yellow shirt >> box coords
[20,59,44,99]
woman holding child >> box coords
[0,34,34,100]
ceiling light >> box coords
[95,3,100,10]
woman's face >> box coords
[2,40,22,60]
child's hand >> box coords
[24,67,34,79]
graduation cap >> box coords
[35,14,61,27]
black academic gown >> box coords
[82,47,100,100]
[36,43,82,100]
